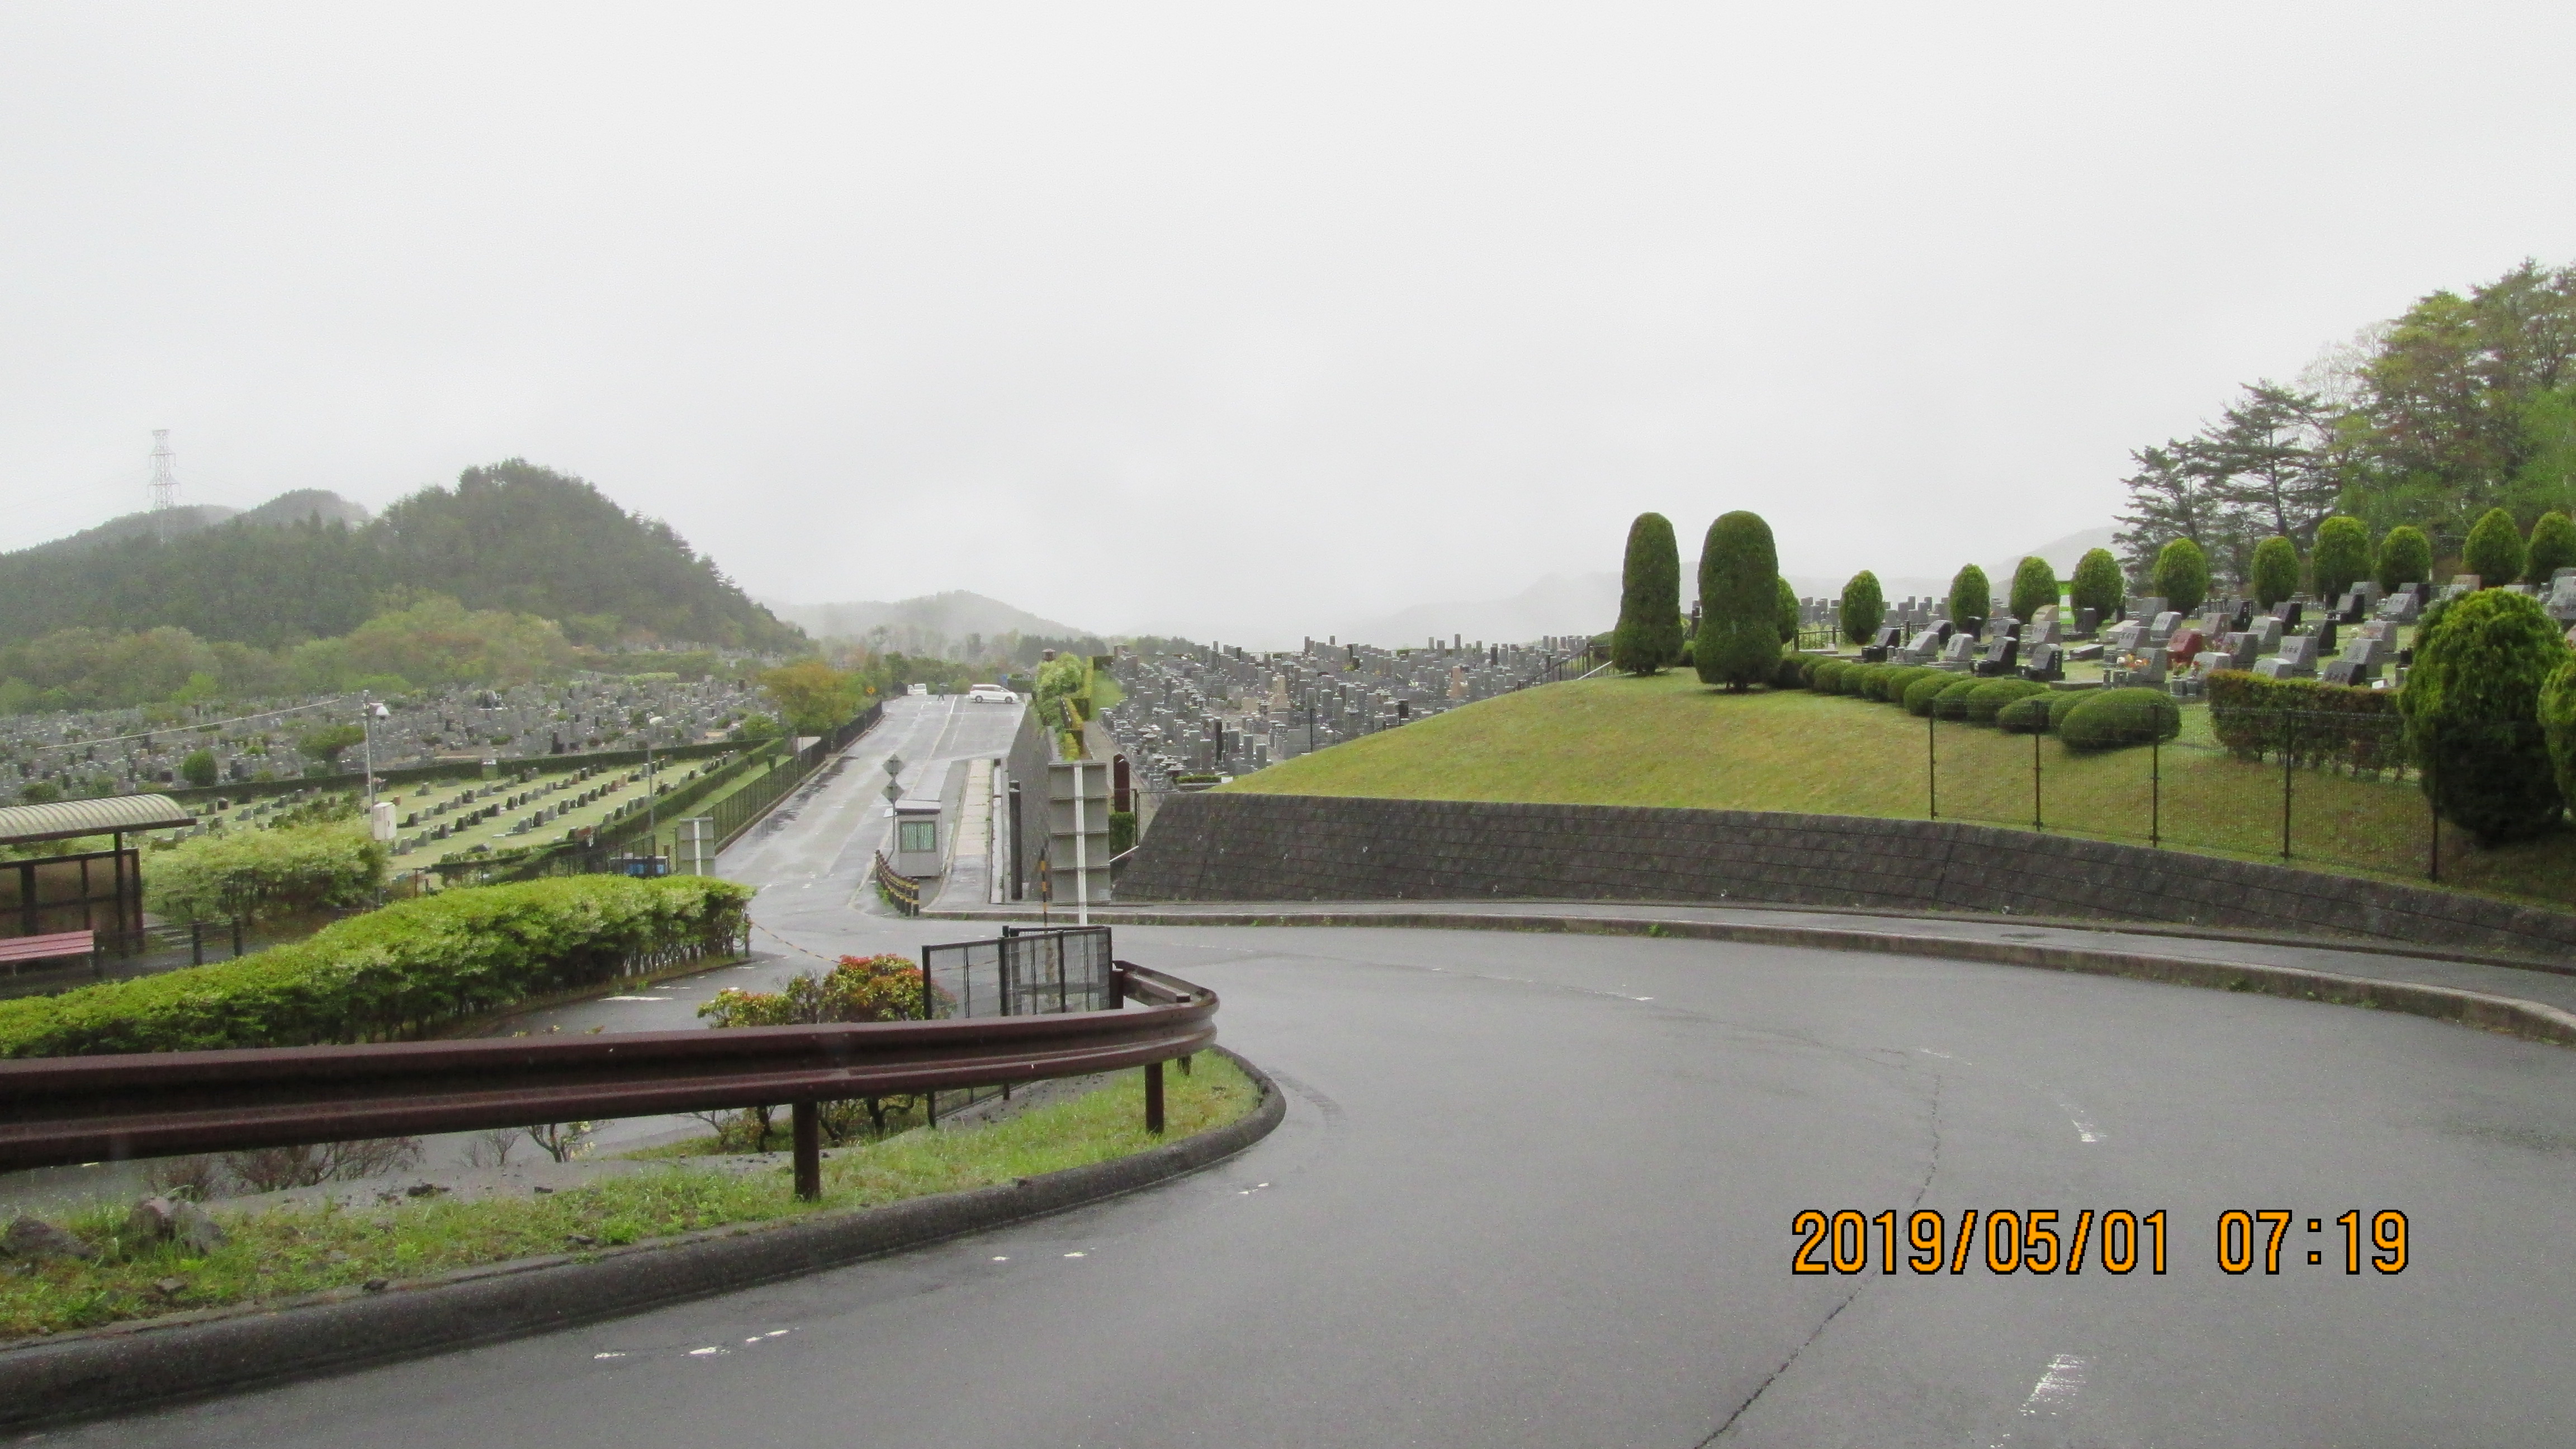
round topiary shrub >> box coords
[1948,565,1991,636]
[2008,556,2058,624]
[1965,678,2047,724]
[2250,536,2300,609]
[1840,570,1884,645]
[2526,511,2576,585]
[2059,688,2182,751]
[2047,690,2089,731]
[2377,524,2432,589]
[1882,666,1935,704]
[1932,676,1982,719]
[2399,587,2567,844]
[1855,664,1898,700]
[2311,515,2371,602]
[2463,507,2526,589]
[2070,547,2124,628]
[1903,674,1952,716]
[1773,654,1809,690]
[1611,512,1684,675]
[1811,659,1852,693]
[1696,510,1784,691]
[1996,693,2054,734]
[2152,537,2210,615]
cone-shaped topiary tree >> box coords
[2069,547,2123,627]
[2007,556,2057,623]
[2401,589,2567,843]
[2463,507,2525,587]
[2151,537,2209,615]
[1947,564,1990,634]
[1610,512,1684,675]
[1839,570,1884,645]
[1695,511,1783,691]
[1775,577,1801,643]
[2524,511,2576,584]
[2311,516,2371,602]
[2377,524,2432,589]
[2249,536,2301,609]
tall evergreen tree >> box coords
[2151,537,2210,614]
[1695,512,1782,692]
[2524,511,2576,583]
[2249,536,2301,608]
[1775,578,1801,643]
[2310,516,2372,602]
[1838,570,1884,645]
[2401,590,2568,843]
[2069,548,2123,625]
[2376,524,2432,588]
[1609,513,1684,675]
[1946,565,1990,632]
[2463,506,2526,586]
[2007,557,2057,622]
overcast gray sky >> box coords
[4,3,2573,646]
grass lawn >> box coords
[0,1055,1256,1341]
[1224,672,2576,911]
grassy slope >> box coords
[1223,672,2576,910]
[1,1057,1256,1340]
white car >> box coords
[967,683,1018,703]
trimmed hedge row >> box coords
[1794,656,2172,754]
[143,823,387,925]
[0,874,753,1058]
[2205,669,2407,775]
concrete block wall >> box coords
[1119,792,2576,960]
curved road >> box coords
[44,701,2576,1446]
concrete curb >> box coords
[952,907,2576,1051]
[0,1049,1284,1432]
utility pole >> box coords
[644,716,666,864]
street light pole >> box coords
[645,715,665,863]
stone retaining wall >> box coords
[1119,792,2576,960]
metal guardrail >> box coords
[873,849,922,916]
[0,963,1215,1200]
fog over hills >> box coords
[765,590,1098,656]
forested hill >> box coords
[0,461,804,652]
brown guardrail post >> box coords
[792,1101,822,1201]
[1144,1060,1165,1135]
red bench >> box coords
[0,930,94,976]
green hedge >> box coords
[1903,674,1952,716]
[1996,694,2054,733]
[2205,669,2405,774]
[145,823,388,925]
[1773,654,1811,690]
[2059,688,2182,751]
[0,875,752,1058]
[2048,691,2089,731]
[1965,678,2046,724]
[1881,666,1936,703]
[1932,676,1981,719]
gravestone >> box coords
[2106,619,2149,655]
[2019,641,2064,683]
[1939,633,1979,670]
[1972,636,2020,677]
[2222,631,2260,670]
[2166,627,2206,665]
[2125,595,2167,624]
[2255,635,2319,679]
[2547,576,2576,623]
[2149,611,2181,646]
[2076,606,2100,636]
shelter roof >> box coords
[0,794,197,847]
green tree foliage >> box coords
[1775,578,1801,644]
[1995,693,2053,734]
[2249,536,2302,608]
[2463,506,2526,586]
[2151,537,2210,614]
[145,823,387,924]
[0,461,804,653]
[759,660,865,733]
[2541,661,2576,816]
[2059,688,2182,750]
[2526,512,2576,584]
[0,875,751,1057]
[2376,524,2432,588]
[179,749,219,788]
[1966,678,2045,723]
[1694,512,1782,692]
[2069,548,2123,624]
[2007,557,2057,623]
[2399,589,2568,843]
[1838,570,1884,645]
[2310,517,2373,602]
[1611,513,1684,675]
[1901,674,1950,716]
[296,724,367,767]
[1946,565,1990,632]
[699,953,930,1140]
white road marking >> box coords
[593,1352,626,1360]
[1064,1251,1087,1258]
[688,1346,727,1357]
[603,995,671,1002]
[1988,1353,2089,1447]
[2060,1103,2104,1143]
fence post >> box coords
[1927,707,1938,820]
[2427,722,2441,883]
[2150,734,2161,847]
[1144,1059,1165,1135]
[2032,727,2043,831]
[2281,712,2296,860]
[791,1101,821,1201]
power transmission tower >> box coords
[147,429,181,536]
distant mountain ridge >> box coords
[767,590,1096,657]
[0,461,802,652]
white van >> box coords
[967,683,1017,703]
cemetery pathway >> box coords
[73,916,2576,1446]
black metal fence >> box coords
[1917,704,2540,886]
[921,926,1116,1020]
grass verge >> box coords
[1223,672,2576,910]
[0,1055,1254,1342]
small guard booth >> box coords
[891,798,945,878]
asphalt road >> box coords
[43,702,2576,1447]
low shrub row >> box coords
[0,874,753,1058]
[143,823,388,925]
[2205,669,2409,776]
[1793,656,2176,750]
